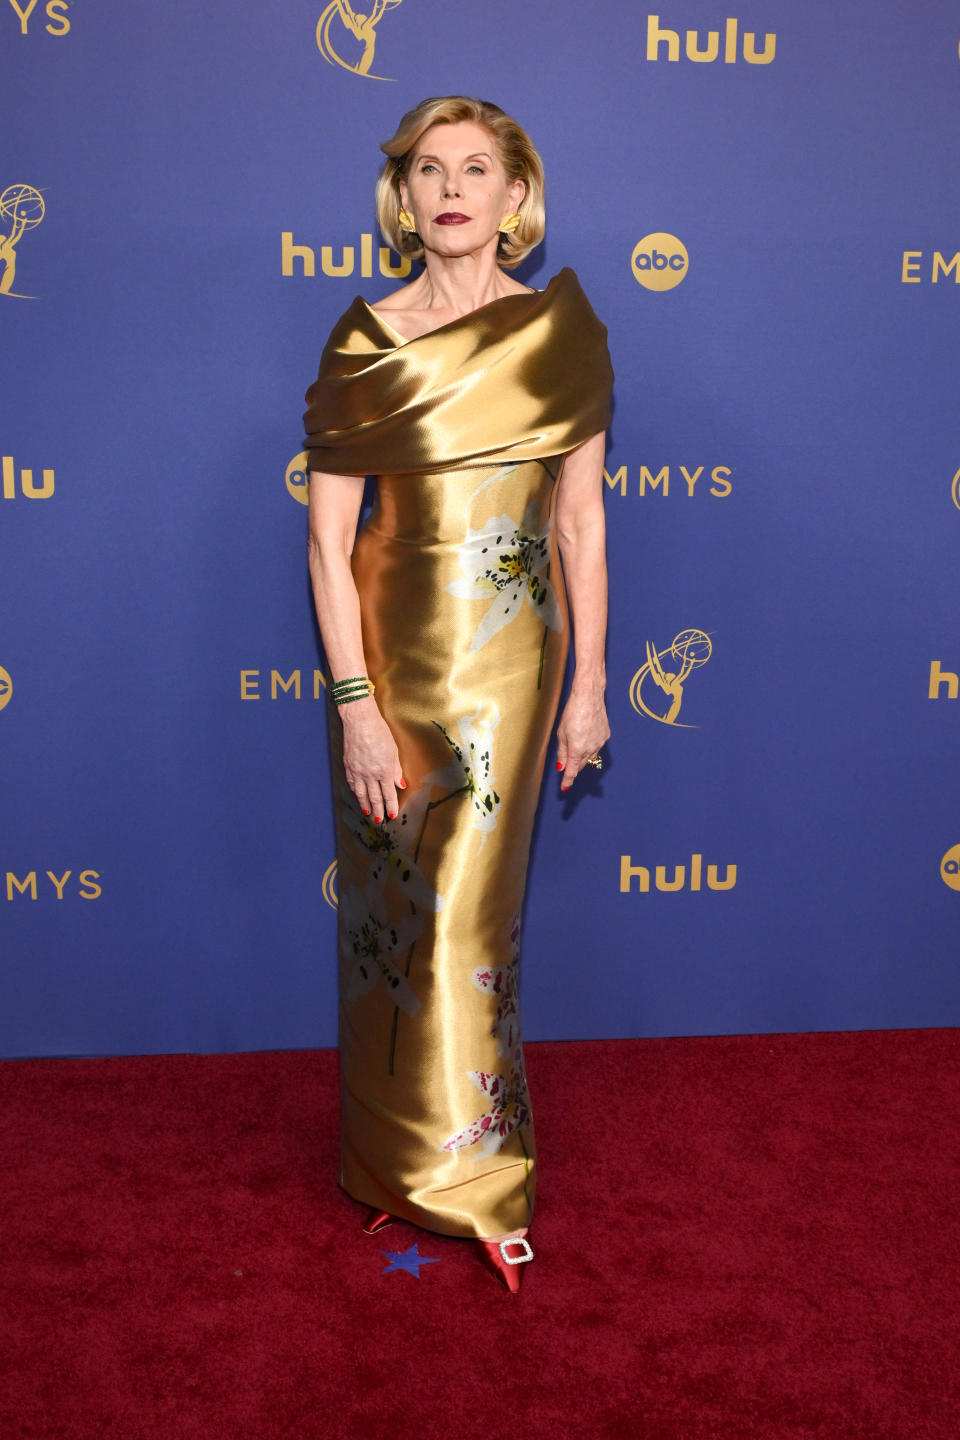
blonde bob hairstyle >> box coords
[374,96,546,271]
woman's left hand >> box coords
[556,687,610,792]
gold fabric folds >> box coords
[306,267,613,1238]
[303,266,613,475]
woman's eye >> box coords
[418,163,485,175]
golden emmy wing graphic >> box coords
[316,0,403,80]
[629,630,713,726]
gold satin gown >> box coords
[303,267,614,1239]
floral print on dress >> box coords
[446,499,561,653]
[427,703,502,847]
[441,911,534,1159]
[472,912,521,1058]
[340,781,445,912]
[340,878,423,1016]
[439,1048,532,1159]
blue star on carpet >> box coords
[381,1243,441,1278]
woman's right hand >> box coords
[339,695,405,822]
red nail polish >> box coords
[556,760,563,771]
[373,816,382,824]
[388,812,396,820]
[399,779,407,789]
[362,808,370,816]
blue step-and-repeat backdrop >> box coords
[3,2,958,1058]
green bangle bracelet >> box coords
[329,675,375,701]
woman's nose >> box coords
[442,175,461,197]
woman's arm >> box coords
[553,430,611,792]
[307,470,404,822]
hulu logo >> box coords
[620,853,737,893]
[281,232,411,279]
[646,15,776,64]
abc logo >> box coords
[941,844,960,891]
[286,451,309,506]
[0,666,11,712]
[631,233,689,292]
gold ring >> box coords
[585,753,603,770]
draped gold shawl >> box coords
[302,266,613,475]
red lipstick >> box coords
[435,213,471,225]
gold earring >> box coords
[398,208,417,232]
[498,212,521,234]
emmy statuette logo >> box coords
[316,0,403,80]
[322,860,339,908]
[629,630,712,727]
[941,845,960,892]
[0,666,12,712]
[286,452,309,506]
[951,468,960,512]
[0,183,44,299]
[632,234,688,292]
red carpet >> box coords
[2,1029,959,1439]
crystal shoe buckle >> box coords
[498,1236,534,1265]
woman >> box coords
[303,95,613,1293]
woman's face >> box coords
[398,119,525,261]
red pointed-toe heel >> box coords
[473,1235,534,1293]
[362,1207,395,1235]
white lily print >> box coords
[339,879,423,1015]
[427,703,502,846]
[439,1049,532,1159]
[340,781,444,912]
[446,499,561,653]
